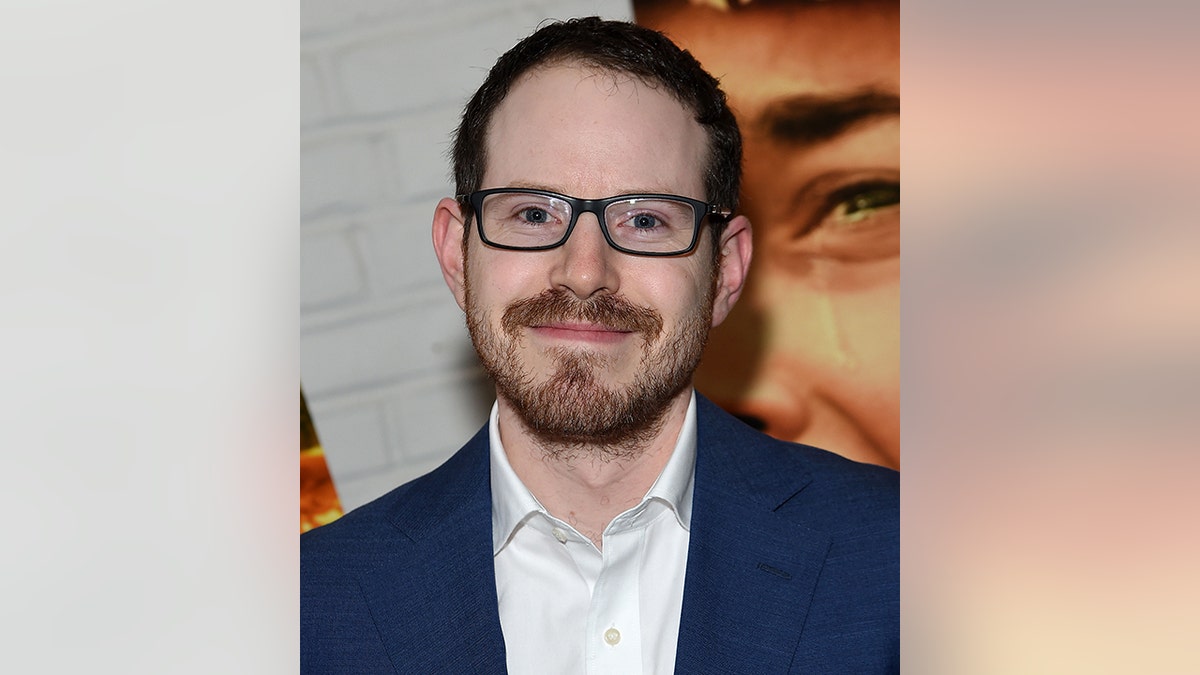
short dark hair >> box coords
[452,17,741,239]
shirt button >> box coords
[604,628,621,645]
[552,527,568,544]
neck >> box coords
[498,389,692,549]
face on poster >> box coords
[636,0,900,468]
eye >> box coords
[519,207,551,224]
[788,179,899,240]
[630,213,660,229]
[776,173,900,263]
[829,183,900,227]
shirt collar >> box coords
[489,390,698,554]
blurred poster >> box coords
[635,0,900,469]
[301,389,343,532]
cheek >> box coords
[466,250,538,308]
[759,275,898,381]
[676,270,710,324]
[836,281,899,366]
[621,256,699,295]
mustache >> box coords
[501,290,663,340]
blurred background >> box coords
[903,1,1200,671]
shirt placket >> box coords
[584,512,646,675]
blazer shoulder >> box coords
[784,437,898,504]
[300,426,505,674]
[694,393,897,527]
[301,424,491,559]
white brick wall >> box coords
[301,0,634,511]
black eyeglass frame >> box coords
[459,188,732,257]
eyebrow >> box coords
[754,89,899,146]
[504,181,682,197]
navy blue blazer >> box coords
[302,394,898,673]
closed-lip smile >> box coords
[530,321,634,344]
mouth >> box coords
[529,321,635,345]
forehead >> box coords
[641,4,899,110]
[482,63,709,198]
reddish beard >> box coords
[465,286,713,457]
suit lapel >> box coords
[675,397,832,673]
[358,429,508,673]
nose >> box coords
[549,211,619,299]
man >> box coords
[302,17,897,674]
[635,0,901,469]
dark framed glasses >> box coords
[462,188,731,257]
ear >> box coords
[432,197,469,311]
[710,214,752,328]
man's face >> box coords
[640,3,900,468]
[450,63,744,453]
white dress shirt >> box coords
[490,391,697,675]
